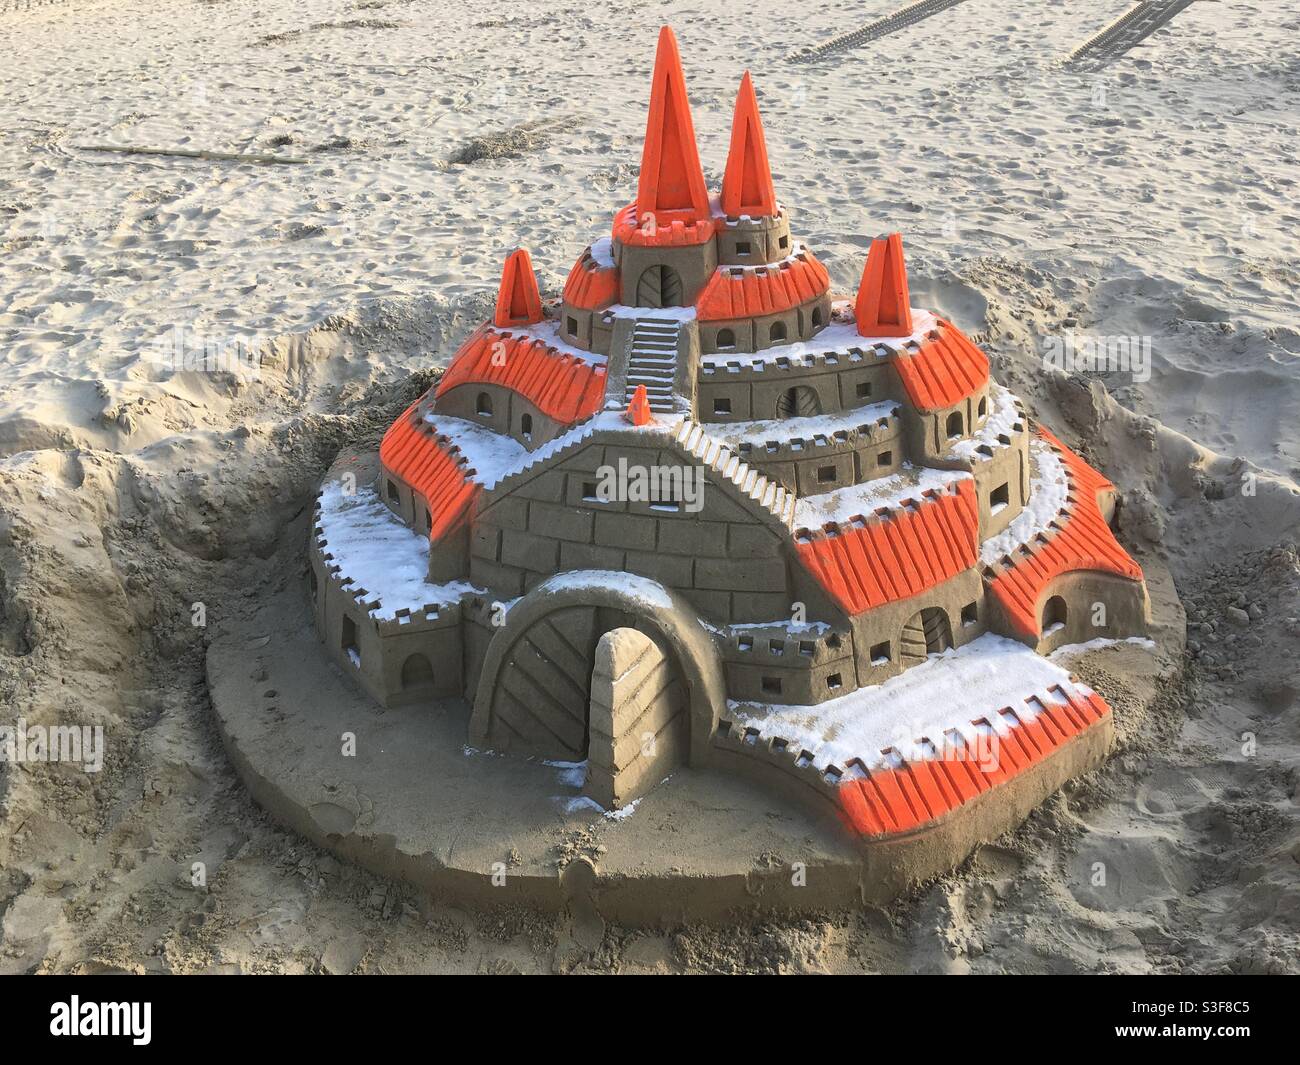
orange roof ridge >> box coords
[854,232,913,338]
[720,71,777,218]
[636,26,711,227]
[493,248,543,329]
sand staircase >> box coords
[675,422,796,527]
[624,317,680,413]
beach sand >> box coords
[1,0,1297,973]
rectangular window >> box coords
[990,482,1009,513]
[761,676,782,695]
[817,464,837,484]
[826,673,842,691]
[961,602,979,626]
[714,397,732,415]
[778,234,789,249]
[737,634,753,651]
[869,640,890,665]
[855,381,872,398]
[566,316,578,336]
[735,240,752,255]
[768,639,784,655]
[877,450,892,467]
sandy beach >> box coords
[1,0,1297,973]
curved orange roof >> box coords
[985,427,1145,639]
[612,202,717,247]
[837,687,1110,838]
[695,251,830,322]
[892,321,990,412]
[436,325,607,425]
[562,249,620,311]
[379,405,480,542]
[795,480,979,615]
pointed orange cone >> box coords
[854,233,913,337]
[720,71,777,218]
[493,248,543,329]
[636,27,711,226]
[627,383,652,426]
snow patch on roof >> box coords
[500,318,607,366]
[950,381,1022,462]
[710,309,938,367]
[794,464,971,532]
[705,401,900,450]
[317,481,483,619]
[727,633,1083,772]
[423,413,529,490]
[980,439,1069,565]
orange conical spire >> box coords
[720,72,777,218]
[854,233,913,337]
[493,248,543,328]
[636,27,710,227]
[626,383,652,426]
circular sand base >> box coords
[206,556,1182,926]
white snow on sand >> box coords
[980,439,1070,564]
[423,412,529,489]
[705,400,900,449]
[727,633,1087,772]
[794,464,971,532]
[317,480,481,619]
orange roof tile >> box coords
[562,249,620,311]
[893,321,990,412]
[837,687,1111,837]
[612,201,717,247]
[379,405,479,542]
[436,325,607,425]
[794,480,979,616]
[695,251,830,321]
[985,428,1145,640]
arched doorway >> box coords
[899,607,953,667]
[775,386,821,418]
[1041,595,1068,636]
[400,653,435,691]
[636,265,684,307]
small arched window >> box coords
[769,321,788,343]
[476,392,493,417]
[1042,595,1068,635]
[946,411,963,439]
[520,413,533,441]
[977,396,988,419]
[716,328,736,350]
[811,305,824,328]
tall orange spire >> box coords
[493,248,543,329]
[636,26,710,227]
[720,72,777,218]
[854,233,913,338]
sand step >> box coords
[625,317,681,412]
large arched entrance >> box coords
[636,264,684,307]
[469,576,726,807]
[899,607,953,667]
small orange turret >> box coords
[626,383,652,426]
[493,248,543,329]
[636,27,711,227]
[720,72,777,219]
[854,232,913,337]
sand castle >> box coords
[308,27,1150,840]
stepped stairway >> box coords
[624,317,680,413]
